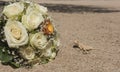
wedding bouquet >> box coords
[0,0,59,68]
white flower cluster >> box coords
[1,0,59,64]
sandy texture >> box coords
[0,0,120,72]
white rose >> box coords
[26,3,48,15]
[34,4,48,15]
[3,2,24,18]
[43,48,56,59]
[4,20,28,48]
[51,52,56,59]
[53,35,60,47]
[30,32,47,49]
[19,46,35,60]
[44,48,52,57]
[22,10,44,31]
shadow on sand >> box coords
[0,1,120,13]
[42,3,120,13]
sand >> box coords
[0,0,120,72]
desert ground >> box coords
[0,0,120,72]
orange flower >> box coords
[43,20,54,35]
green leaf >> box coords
[0,47,13,63]
[9,62,20,68]
[0,47,20,68]
[0,48,3,59]
[1,53,13,63]
[41,59,49,64]
[41,57,50,64]
[30,30,38,34]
